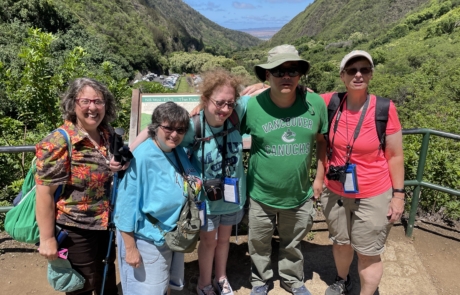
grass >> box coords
[176,76,195,93]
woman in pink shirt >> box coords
[315,50,405,295]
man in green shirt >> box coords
[242,45,328,295]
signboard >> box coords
[129,90,251,149]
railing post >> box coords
[406,131,431,237]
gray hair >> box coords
[60,78,117,127]
[147,102,190,139]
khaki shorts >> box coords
[321,187,393,256]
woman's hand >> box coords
[387,193,405,223]
[109,157,129,172]
[38,237,58,260]
[125,246,142,268]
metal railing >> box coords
[1,129,459,238]
[402,128,460,237]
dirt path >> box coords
[1,218,459,295]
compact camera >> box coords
[325,165,347,184]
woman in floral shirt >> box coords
[35,78,121,295]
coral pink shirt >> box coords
[321,93,402,198]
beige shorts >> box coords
[321,187,393,256]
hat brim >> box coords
[254,59,310,82]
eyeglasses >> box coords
[268,67,301,78]
[209,99,237,109]
[76,98,105,108]
[343,67,373,76]
[159,125,187,135]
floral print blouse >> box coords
[35,120,113,230]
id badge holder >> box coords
[223,177,240,204]
[343,164,359,193]
[196,201,207,226]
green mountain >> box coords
[0,0,261,76]
[269,0,431,45]
[143,0,262,52]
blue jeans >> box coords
[116,230,184,295]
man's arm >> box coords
[313,134,327,199]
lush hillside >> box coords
[143,0,262,53]
[268,0,431,45]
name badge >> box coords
[196,201,207,226]
[343,164,359,193]
[223,177,240,204]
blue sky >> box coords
[182,0,314,30]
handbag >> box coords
[147,149,202,253]
[4,129,71,244]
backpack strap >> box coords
[374,95,390,152]
[192,114,202,151]
[53,128,72,201]
[228,111,240,133]
[326,92,346,158]
[191,112,239,151]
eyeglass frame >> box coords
[76,98,106,108]
[159,125,187,135]
[209,98,238,109]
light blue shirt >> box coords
[114,139,200,245]
[182,95,250,215]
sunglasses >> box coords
[76,98,106,108]
[343,67,372,76]
[268,67,301,78]
[159,125,187,135]
[210,99,237,109]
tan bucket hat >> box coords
[254,44,310,82]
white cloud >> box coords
[186,1,224,12]
[233,2,256,9]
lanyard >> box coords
[201,114,228,179]
[329,94,370,164]
[162,148,185,177]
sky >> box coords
[182,0,314,30]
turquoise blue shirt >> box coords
[114,139,200,245]
[182,95,250,215]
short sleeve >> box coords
[235,95,250,119]
[386,100,402,135]
[35,130,71,186]
[181,117,197,148]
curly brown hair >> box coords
[197,68,244,105]
[60,78,117,127]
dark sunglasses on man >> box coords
[269,66,301,78]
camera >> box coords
[326,165,347,184]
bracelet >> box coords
[392,188,406,194]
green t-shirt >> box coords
[242,89,328,209]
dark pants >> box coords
[60,225,118,295]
